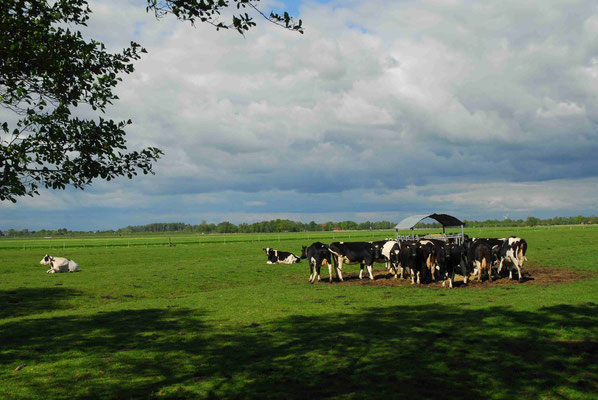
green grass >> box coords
[1,226,597,399]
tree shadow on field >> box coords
[1,304,597,399]
[0,287,82,319]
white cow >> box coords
[39,254,79,273]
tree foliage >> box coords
[0,0,302,202]
[146,0,303,34]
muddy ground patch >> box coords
[317,265,595,289]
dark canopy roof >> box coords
[394,213,465,230]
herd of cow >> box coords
[263,235,528,288]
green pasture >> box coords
[1,226,597,399]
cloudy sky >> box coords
[3,0,598,230]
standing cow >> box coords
[301,242,332,283]
[370,239,400,273]
[465,241,492,282]
[439,243,468,288]
[397,241,418,281]
[496,237,528,280]
[328,241,377,281]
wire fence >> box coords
[0,230,395,251]
[1,225,594,251]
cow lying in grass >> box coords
[263,248,301,264]
[39,255,79,273]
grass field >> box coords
[1,226,597,399]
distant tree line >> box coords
[117,220,397,234]
[2,215,597,237]
[415,215,598,228]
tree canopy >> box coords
[0,0,302,202]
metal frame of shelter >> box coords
[395,213,466,244]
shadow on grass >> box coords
[1,304,597,399]
[0,287,82,319]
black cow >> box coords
[300,242,332,283]
[439,242,468,288]
[496,237,528,280]
[263,248,301,264]
[397,240,418,281]
[328,241,377,281]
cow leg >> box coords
[460,260,468,284]
[359,263,364,280]
[329,259,335,282]
[514,260,522,281]
[367,264,374,280]
[336,259,344,282]
[497,258,505,276]
[483,258,491,282]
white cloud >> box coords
[4,0,598,229]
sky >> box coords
[2,0,598,231]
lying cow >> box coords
[263,248,301,264]
[301,242,332,283]
[39,255,79,273]
[328,241,377,281]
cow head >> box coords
[39,254,52,265]
[300,246,308,259]
[263,248,277,264]
[372,244,383,259]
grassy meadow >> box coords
[1,226,597,399]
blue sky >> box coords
[2,0,598,230]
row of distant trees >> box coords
[2,215,597,237]
[417,215,598,229]
[117,220,397,234]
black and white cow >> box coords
[470,237,507,274]
[419,238,449,281]
[465,240,492,282]
[370,239,400,273]
[263,248,301,264]
[39,254,79,273]
[328,241,377,281]
[300,242,332,283]
[496,237,528,281]
[414,240,438,284]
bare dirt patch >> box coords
[319,265,595,289]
